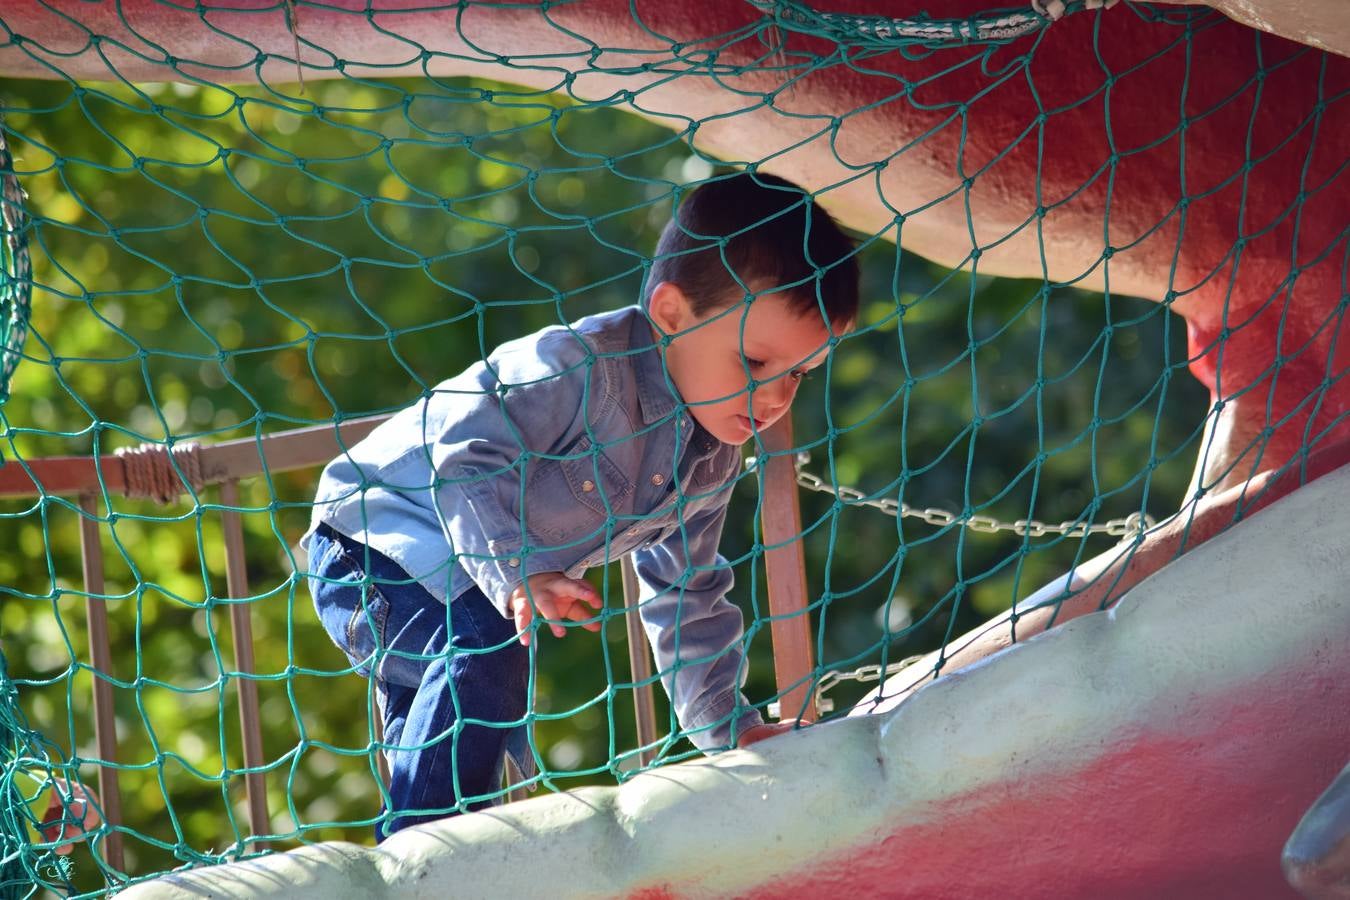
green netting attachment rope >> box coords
[0,121,31,407]
[0,651,74,899]
[744,0,1058,48]
[0,117,43,900]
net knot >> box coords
[115,442,205,503]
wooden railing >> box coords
[0,415,814,873]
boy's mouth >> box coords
[737,414,768,433]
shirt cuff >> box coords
[460,536,527,617]
[466,539,597,618]
[681,689,765,752]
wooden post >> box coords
[504,756,530,804]
[621,556,659,767]
[371,695,391,790]
[77,494,125,873]
[758,417,817,723]
[218,480,269,845]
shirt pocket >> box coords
[526,433,634,544]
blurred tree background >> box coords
[0,69,1207,892]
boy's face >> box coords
[648,282,846,446]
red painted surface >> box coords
[739,656,1350,899]
[2,2,1347,490]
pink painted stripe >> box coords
[741,656,1350,900]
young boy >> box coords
[304,171,859,838]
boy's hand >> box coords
[737,720,804,748]
[509,572,602,646]
[38,778,101,855]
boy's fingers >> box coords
[542,575,600,608]
[531,590,567,639]
[559,597,602,631]
[737,721,802,748]
[511,595,533,646]
[567,580,599,609]
[39,784,99,855]
[515,575,601,642]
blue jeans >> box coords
[307,524,529,839]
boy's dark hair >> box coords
[645,171,859,326]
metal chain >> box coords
[751,443,1155,712]
[815,655,924,698]
[749,452,1156,540]
[768,655,926,715]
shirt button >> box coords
[651,473,665,486]
[581,480,595,492]
[507,557,520,568]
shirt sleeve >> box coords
[428,330,594,615]
[632,490,764,752]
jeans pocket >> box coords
[343,585,390,679]
[310,531,391,679]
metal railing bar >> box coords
[1,415,390,500]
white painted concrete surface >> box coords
[122,464,1350,899]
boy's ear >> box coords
[647,281,696,337]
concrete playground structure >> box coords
[122,461,1350,898]
[3,1,1348,895]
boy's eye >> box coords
[745,357,766,369]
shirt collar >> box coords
[625,308,723,458]
[628,308,681,426]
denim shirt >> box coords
[306,305,764,750]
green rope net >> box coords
[0,0,1343,895]
[1,650,79,897]
[0,125,30,406]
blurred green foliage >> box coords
[0,71,1207,893]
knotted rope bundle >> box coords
[114,443,205,504]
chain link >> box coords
[815,655,925,698]
[771,656,928,715]
[748,452,1155,540]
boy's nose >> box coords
[752,376,797,416]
